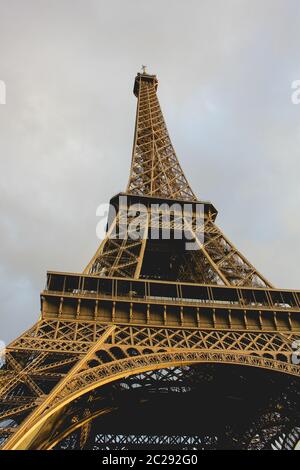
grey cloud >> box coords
[0,0,299,342]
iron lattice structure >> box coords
[0,71,300,450]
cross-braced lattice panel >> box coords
[128,76,196,201]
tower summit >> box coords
[130,70,196,200]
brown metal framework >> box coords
[0,70,299,450]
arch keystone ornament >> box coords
[1,71,300,450]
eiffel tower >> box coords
[1,69,300,451]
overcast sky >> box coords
[0,0,300,343]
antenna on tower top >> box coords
[141,65,147,74]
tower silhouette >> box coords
[0,71,299,450]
